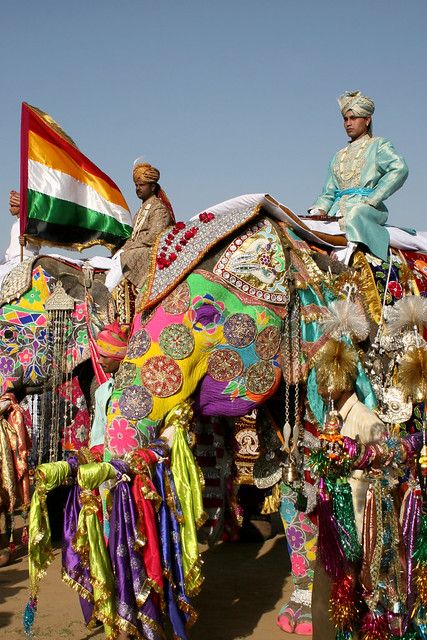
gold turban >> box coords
[338,91,375,117]
[132,162,160,184]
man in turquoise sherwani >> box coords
[309,91,408,261]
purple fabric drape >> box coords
[62,456,94,625]
[108,458,164,640]
[151,442,195,640]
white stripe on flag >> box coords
[28,160,133,227]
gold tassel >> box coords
[398,346,427,402]
[261,483,281,514]
[314,339,358,394]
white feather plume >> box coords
[320,299,370,341]
[386,295,427,336]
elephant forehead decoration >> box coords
[213,219,291,305]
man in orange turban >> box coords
[118,161,175,290]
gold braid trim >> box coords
[79,489,102,513]
[31,562,55,592]
[61,568,94,603]
[351,251,382,325]
[177,595,198,628]
[21,233,120,253]
[134,532,147,549]
[72,491,102,567]
[135,578,153,607]
[365,482,384,611]
[184,558,205,596]
[116,616,142,640]
[164,472,184,525]
[76,447,98,465]
[138,612,167,639]
[90,577,117,638]
[140,478,163,511]
[135,576,166,612]
[300,303,328,324]
[195,510,208,529]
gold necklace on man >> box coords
[337,134,371,186]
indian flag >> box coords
[20,103,133,250]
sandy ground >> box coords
[0,531,312,640]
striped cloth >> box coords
[20,103,133,250]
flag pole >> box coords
[19,235,26,262]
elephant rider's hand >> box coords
[308,208,328,219]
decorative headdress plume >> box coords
[320,299,370,342]
[386,295,427,336]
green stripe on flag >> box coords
[27,190,132,239]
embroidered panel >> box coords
[139,355,183,398]
[213,219,290,304]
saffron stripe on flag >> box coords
[28,131,128,210]
[28,161,132,228]
[27,190,132,237]
[27,106,122,190]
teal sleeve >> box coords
[309,157,338,213]
[366,139,408,207]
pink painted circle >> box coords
[140,355,183,398]
[162,281,191,315]
[245,361,276,395]
[255,326,282,360]
[207,349,244,382]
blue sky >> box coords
[1,0,426,256]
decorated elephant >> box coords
[100,194,376,636]
[23,191,427,639]
[104,194,427,636]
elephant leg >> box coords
[277,483,317,636]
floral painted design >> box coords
[108,418,139,455]
[188,294,225,333]
[280,495,297,524]
[290,551,309,577]
[387,280,403,300]
[286,526,305,551]
[72,303,86,323]
[18,348,33,366]
[0,356,15,377]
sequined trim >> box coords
[207,349,244,382]
[159,324,195,360]
[114,362,137,390]
[245,361,276,394]
[140,355,183,398]
[162,281,191,314]
[119,385,153,419]
[127,329,151,359]
[223,313,257,347]
[255,326,281,360]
